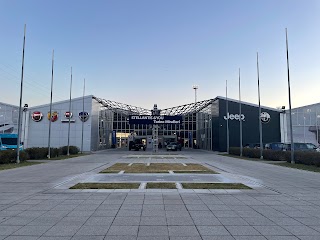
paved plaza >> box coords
[1,149,320,239]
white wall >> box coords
[25,96,93,151]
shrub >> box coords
[59,146,79,155]
[285,151,320,166]
[0,150,29,164]
[25,147,60,159]
[229,147,240,156]
[262,150,286,161]
[243,148,261,158]
[228,147,285,161]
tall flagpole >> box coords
[226,80,229,154]
[286,28,294,164]
[81,78,85,153]
[16,24,26,164]
[316,108,319,145]
[47,50,54,159]
[67,67,72,156]
[239,68,243,157]
[257,52,263,159]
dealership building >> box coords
[1,95,318,151]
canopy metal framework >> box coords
[161,99,214,116]
[94,97,151,115]
[94,96,215,116]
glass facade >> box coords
[286,104,320,145]
[98,103,214,150]
[0,103,19,134]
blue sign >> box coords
[129,115,182,125]
[112,130,116,145]
[189,131,192,147]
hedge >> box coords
[0,146,80,164]
[229,147,320,166]
[25,146,79,160]
[0,150,29,164]
[229,147,286,161]
[285,151,320,167]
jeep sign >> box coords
[224,113,245,121]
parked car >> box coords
[129,139,146,151]
[284,142,320,152]
[264,142,286,151]
[166,142,182,151]
[244,143,261,149]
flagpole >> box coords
[286,28,294,164]
[16,24,26,164]
[257,52,263,159]
[67,67,72,156]
[239,68,243,157]
[47,50,54,159]
[226,80,229,154]
[81,78,85,154]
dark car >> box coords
[129,139,146,151]
[265,142,286,151]
[166,142,182,151]
[284,142,320,152]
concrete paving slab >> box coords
[1,150,320,239]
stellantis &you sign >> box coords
[129,115,182,125]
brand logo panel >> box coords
[47,111,58,122]
[79,111,89,122]
[31,111,43,122]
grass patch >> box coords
[100,163,216,174]
[146,182,177,189]
[270,162,320,173]
[70,183,140,189]
[182,183,251,189]
[48,153,87,160]
[173,170,217,174]
[0,162,42,171]
[219,153,262,162]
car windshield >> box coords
[1,138,18,145]
[306,143,317,149]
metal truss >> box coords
[93,97,151,115]
[94,96,215,116]
[160,99,214,116]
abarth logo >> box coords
[47,111,58,122]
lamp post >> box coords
[192,85,198,149]
[23,104,28,147]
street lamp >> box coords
[22,104,28,147]
[192,85,198,149]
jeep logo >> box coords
[224,113,245,121]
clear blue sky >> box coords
[1,0,319,109]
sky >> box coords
[0,0,320,110]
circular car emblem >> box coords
[260,112,271,123]
[79,111,89,122]
[47,111,58,122]
[31,111,43,122]
[64,111,73,119]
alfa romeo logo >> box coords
[79,111,89,122]
[31,111,43,122]
[260,112,271,123]
[47,111,58,122]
